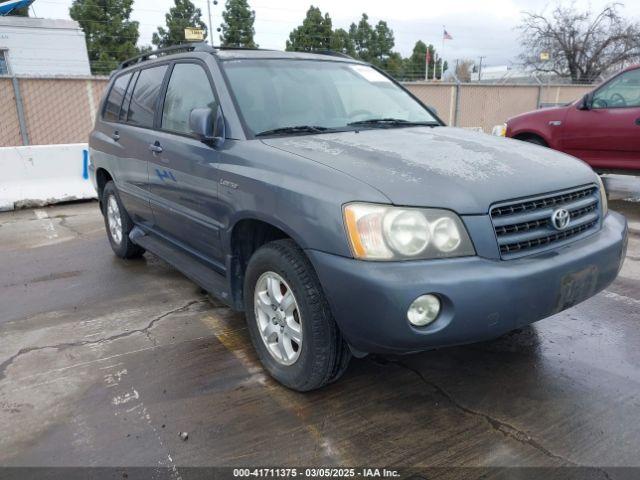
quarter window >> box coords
[103,73,132,122]
[162,63,217,134]
[127,65,168,128]
[119,70,139,121]
[593,69,640,109]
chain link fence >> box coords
[0,76,108,147]
[0,75,596,147]
[405,82,595,131]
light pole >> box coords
[207,0,218,46]
[478,55,486,82]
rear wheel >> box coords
[102,181,145,259]
[244,239,351,391]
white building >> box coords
[0,16,90,76]
[469,65,565,84]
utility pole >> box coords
[478,56,486,82]
[206,0,218,46]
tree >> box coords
[349,14,374,62]
[286,5,333,52]
[284,8,408,79]
[517,3,640,83]
[70,0,141,75]
[382,51,404,78]
[455,59,474,82]
[7,5,29,15]
[220,0,257,48]
[152,0,207,48]
[330,28,355,57]
[405,40,428,80]
[403,41,447,81]
[348,13,395,67]
[372,20,394,65]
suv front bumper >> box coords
[307,212,628,354]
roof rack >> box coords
[308,50,355,60]
[214,46,274,51]
[117,44,355,71]
[118,42,215,69]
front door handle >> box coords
[148,142,163,154]
[112,131,120,141]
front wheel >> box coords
[244,239,351,391]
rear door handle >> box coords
[148,142,163,154]
[112,131,120,141]
[635,118,640,126]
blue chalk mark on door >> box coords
[156,168,177,182]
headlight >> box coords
[597,176,608,217]
[343,203,475,260]
[492,123,507,137]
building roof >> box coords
[0,16,82,30]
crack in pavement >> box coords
[57,217,87,238]
[0,299,206,382]
[391,359,610,478]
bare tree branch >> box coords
[517,2,640,83]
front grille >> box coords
[490,185,601,259]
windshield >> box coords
[221,59,439,136]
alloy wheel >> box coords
[254,271,303,365]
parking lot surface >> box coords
[0,196,639,474]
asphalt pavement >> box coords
[0,190,639,478]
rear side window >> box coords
[162,63,217,134]
[127,65,168,128]
[103,73,132,122]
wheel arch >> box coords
[513,131,549,146]
[226,215,308,310]
[95,168,114,211]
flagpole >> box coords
[433,53,437,80]
[441,25,445,80]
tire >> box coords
[521,136,547,147]
[244,239,351,391]
[102,181,145,259]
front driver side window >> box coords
[162,63,217,134]
[592,69,640,109]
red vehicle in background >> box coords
[504,65,640,175]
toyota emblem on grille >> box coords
[551,208,571,230]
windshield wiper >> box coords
[255,125,333,137]
[347,118,439,127]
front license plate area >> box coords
[556,265,599,312]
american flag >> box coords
[443,29,453,40]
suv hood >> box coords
[261,127,596,214]
[508,104,570,123]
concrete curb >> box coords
[0,143,97,211]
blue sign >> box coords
[0,0,35,15]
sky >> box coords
[31,0,640,68]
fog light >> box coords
[408,294,441,327]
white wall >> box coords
[0,143,96,211]
[0,17,90,76]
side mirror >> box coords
[189,106,225,147]
[579,92,593,110]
